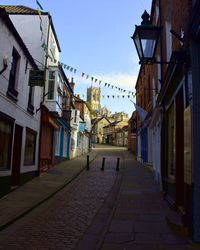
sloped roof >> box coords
[122,125,128,130]
[73,95,86,105]
[0,5,49,15]
[103,121,120,128]
[0,5,61,52]
[93,116,111,125]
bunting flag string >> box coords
[36,0,44,41]
[82,94,135,99]
[36,0,136,97]
[101,94,135,99]
[41,44,136,96]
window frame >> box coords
[0,112,14,171]
[7,47,20,101]
[47,70,55,100]
[24,128,37,166]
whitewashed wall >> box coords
[9,15,49,67]
[0,17,42,175]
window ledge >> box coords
[0,168,10,171]
[7,88,18,102]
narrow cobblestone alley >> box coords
[76,150,196,250]
[0,146,198,250]
[0,147,124,249]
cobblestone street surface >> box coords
[0,149,124,250]
[0,146,199,250]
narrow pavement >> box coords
[0,145,198,250]
[77,151,197,250]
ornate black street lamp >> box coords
[131,10,161,64]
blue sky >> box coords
[1,0,152,117]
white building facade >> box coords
[3,5,73,171]
[0,9,41,195]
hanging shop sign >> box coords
[29,70,45,87]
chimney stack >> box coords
[69,77,75,92]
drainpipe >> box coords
[37,14,51,175]
[158,0,163,84]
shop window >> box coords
[24,128,36,165]
[7,47,20,101]
[54,130,60,156]
[0,119,13,170]
[47,71,55,99]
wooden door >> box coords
[11,124,23,186]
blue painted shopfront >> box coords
[58,118,71,159]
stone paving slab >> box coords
[90,152,199,250]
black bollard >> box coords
[116,157,120,171]
[87,155,89,170]
[101,157,105,171]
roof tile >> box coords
[0,5,47,14]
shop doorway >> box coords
[11,124,23,186]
